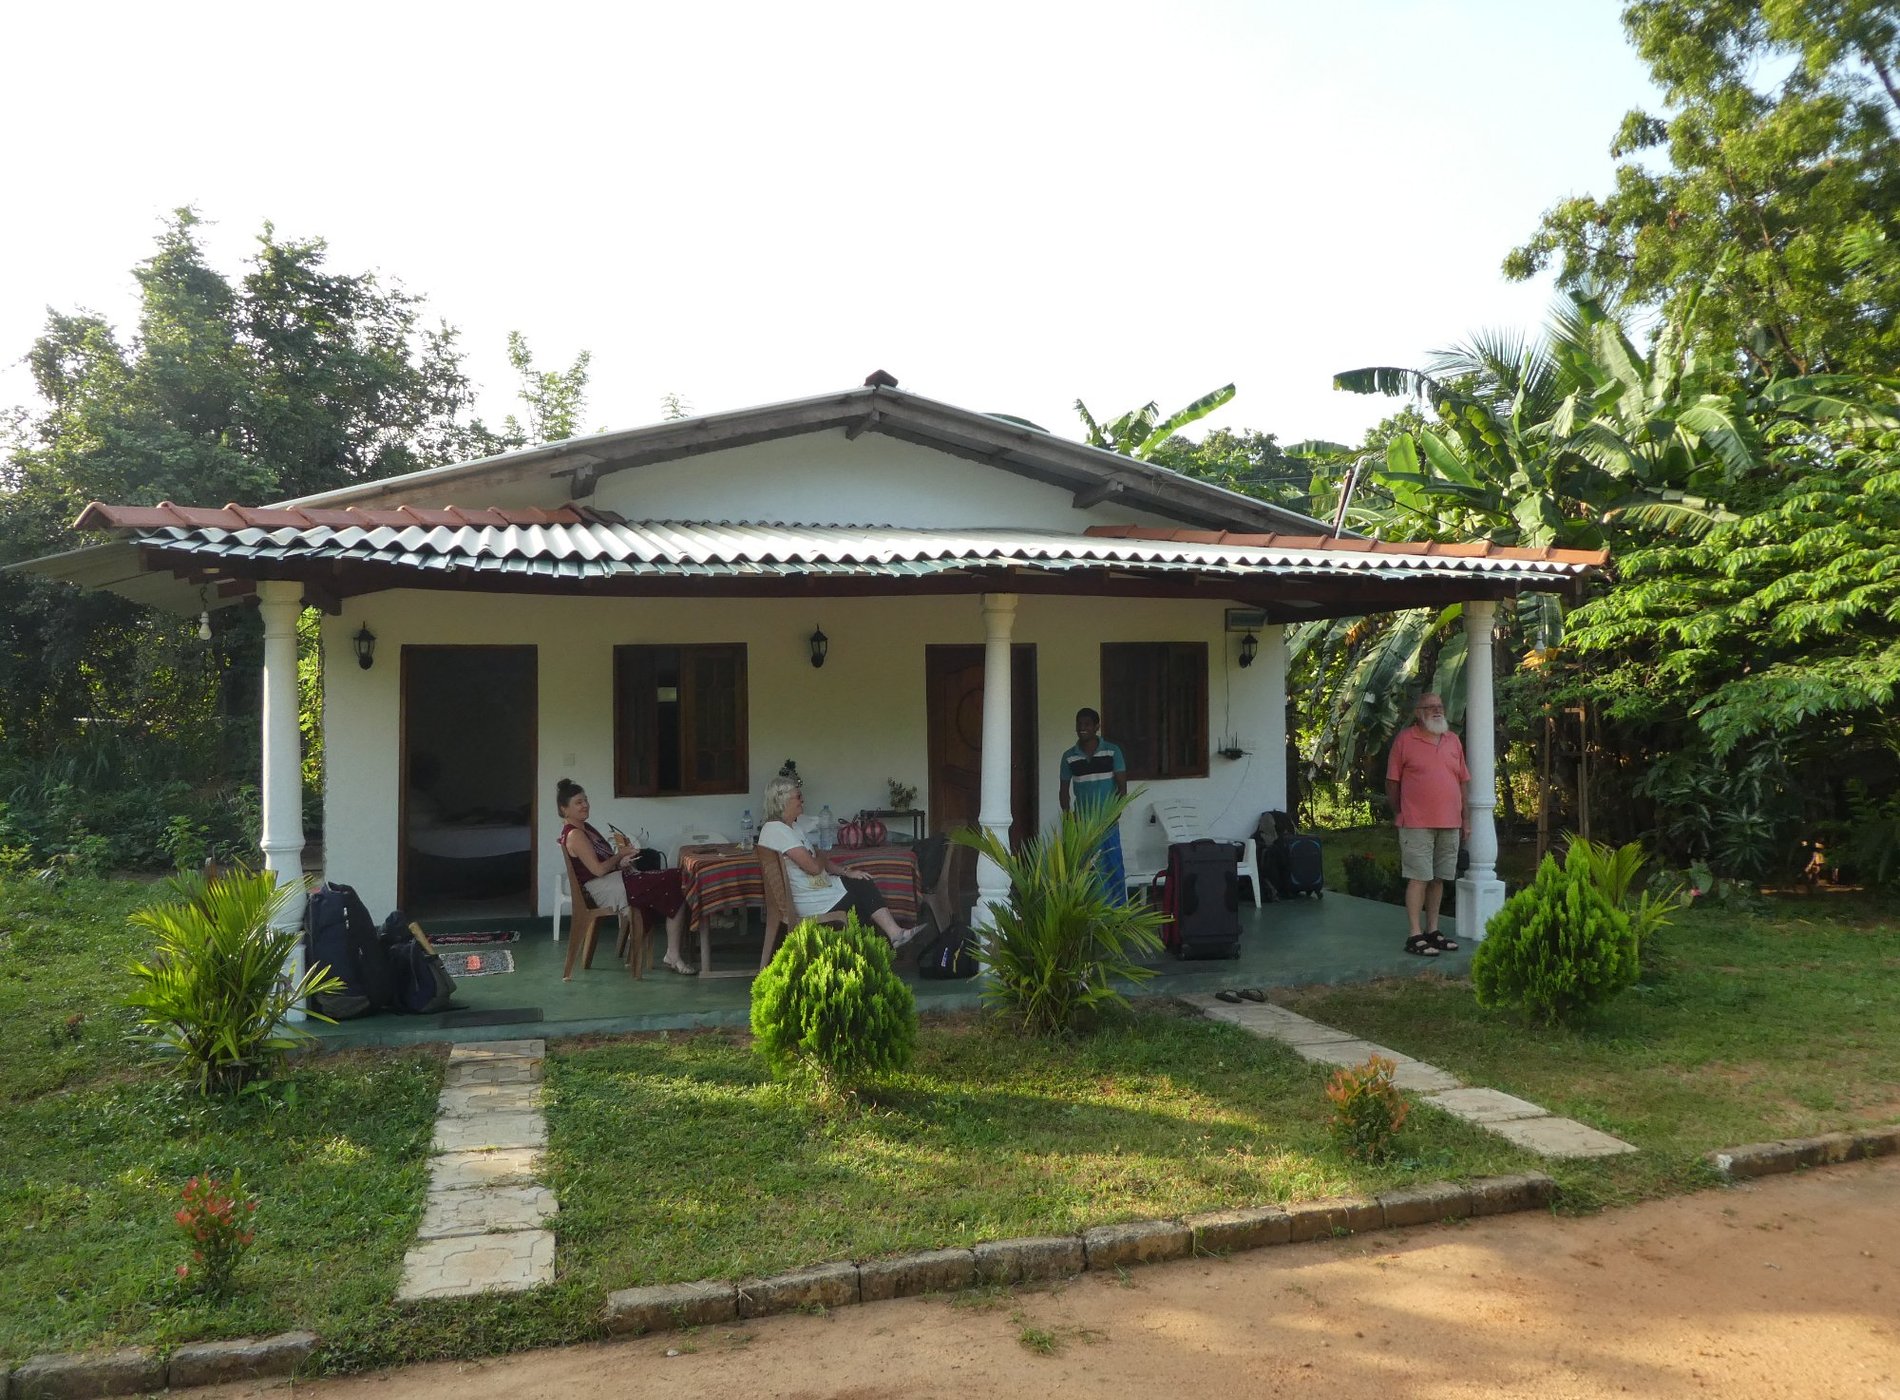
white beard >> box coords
[1424,715,1450,736]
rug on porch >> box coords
[441,949,515,978]
[428,930,522,947]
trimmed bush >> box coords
[1471,843,1638,1025]
[750,914,917,1095]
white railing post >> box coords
[1455,598,1507,940]
[258,581,309,1018]
[973,593,1018,933]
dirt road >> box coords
[221,1157,1899,1399]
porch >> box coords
[302,891,1462,1049]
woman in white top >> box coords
[756,774,918,949]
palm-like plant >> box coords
[953,793,1166,1038]
[124,869,342,1095]
[1073,384,1236,460]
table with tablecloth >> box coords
[678,842,921,934]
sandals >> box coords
[1424,930,1460,953]
[1215,989,1244,1004]
[1216,988,1268,1005]
[1403,934,1441,958]
[661,953,698,975]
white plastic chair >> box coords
[1150,796,1263,907]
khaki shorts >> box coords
[1398,827,1460,882]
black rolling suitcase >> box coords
[1267,832,1325,899]
[1153,839,1242,959]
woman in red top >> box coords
[556,778,694,974]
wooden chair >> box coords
[560,848,650,981]
[756,844,848,972]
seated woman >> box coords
[756,775,919,949]
[555,778,696,975]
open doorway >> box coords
[400,646,537,918]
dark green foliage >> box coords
[749,914,917,1093]
[1341,851,1406,904]
[1472,844,1639,1026]
[123,869,345,1095]
[953,794,1168,1038]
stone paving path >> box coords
[398,1039,557,1300]
[1188,996,1637,1159]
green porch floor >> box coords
[304,892,1463,1049]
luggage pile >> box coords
[1255,810,1324,900]
[304,880,458,1019]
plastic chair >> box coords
[559,849,650,980]
[1150,796,1263,908]
[756,844,848,972]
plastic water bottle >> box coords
[818,804,835,851]
[739,809,755,852]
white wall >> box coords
[444,429,1182,531]
[321,591,1279,916]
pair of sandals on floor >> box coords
[1214,987,1267,1004]
[1403,929,1459,957]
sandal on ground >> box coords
[1424,930,1460,952]
[661,954,698,975]
[888,926,920,950]
[1403,934,1441,958]
[1239,987,1267,1002]
[1215,989,1244,1003]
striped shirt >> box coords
[1060,739,1127,811]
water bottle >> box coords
[739,809,755,852]
[818,804,835,851]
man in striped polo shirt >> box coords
[1059,707,1130,904]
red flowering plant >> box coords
[172,1171,258,1297]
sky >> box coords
[0,0,1661,457]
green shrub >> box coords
[749,914,917,1096]
[123,869,344,1095]
[1342,851,1405,904]
[954,793,1167,1038]
[1566,835,1686,971]
[1471,843,1637,1025]
[1324,1055,1409,1162]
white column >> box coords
[972,593,1018,933]
[1258,624,1289,813]
[1455,598,1507,940]
[258,581,309,1018]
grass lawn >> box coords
[2,870,1895,1374]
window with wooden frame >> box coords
[1100,642,1208,780]
[614,644,749,796]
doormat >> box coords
[441,949,516,978]
[428,931,522,947]
[438,1007,542,1029]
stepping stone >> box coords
[1255,1018,1364,1047]
[430,1147,543,1190]
[1388,1060,1464,1092]
[398,1229,554,1299]
[448,1039,545,1062]
[1488,1116,1637,1159]
[1420,1087,1549,1124]
[417,1184,557,1239]
[432,1110,547,1154]
[445,1058,540,1087]
[1289,1039,1415,1069]
[438,1081,543,1117]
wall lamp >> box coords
[809,624,829,669]
[1237,631,1259,669]
[353,624,378,671]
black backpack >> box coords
[916,921,982,980]
[379,911,458,1015]
[304,881,396,1017]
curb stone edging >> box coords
[5,1331,315,1400]
[1707,1125,1900,1181]
[598,1173,1556,1339]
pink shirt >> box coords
[1386,726,1470,829]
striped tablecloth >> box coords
[679,843,920,932]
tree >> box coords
[1505,1,1900,379]
[1073,384,1236,460]
[500,332,592,445]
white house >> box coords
[20,380,1605,961]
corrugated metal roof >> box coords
[70,507,1604,586]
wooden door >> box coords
[926,645,1037,911]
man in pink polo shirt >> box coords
[1385,692,1470,957]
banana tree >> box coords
[1073,384,1236,460]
